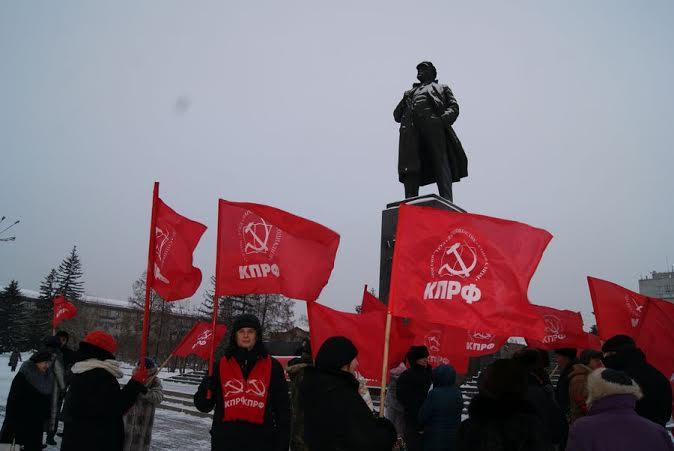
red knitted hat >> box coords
[82,331,118,355]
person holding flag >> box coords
[193,314,290,451]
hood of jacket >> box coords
[432,365,456,387]
[19,360,54,395]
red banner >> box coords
[53,295,77,328]
[152,198,207,301]
[308,302,397,384]
[587,277,654,341]
[360,286,386,313]
[526,305,588,350]
[635,298,674,383]
[215,200,340,302]
[389,204,551,339]
[172,321,228,360]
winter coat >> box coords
[568,364,593,423]
[418,365,462,451]
[394,82,468,185]
[397,363,432,428]
[0,362,52,451]
[554,361,576,416]
[194,348,291,451]
[300,366,396,451]
[603,348,673,426]
[566,394,674,451]
[123,373,163,451]
[60,358,147,451]
[384,364,407,437]
[522,372,566,447]
[287,362,310,451]
[8,351,21,367]
[457,394,552,451]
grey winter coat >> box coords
[123,375,163,451]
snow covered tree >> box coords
[29,268,59,345]
[56,246,85,301]
[0,280,32,351]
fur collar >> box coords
[587,368,642,406]
[71,358,123,379]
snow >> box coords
[16,288,132,309]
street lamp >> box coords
[0,216,19,242]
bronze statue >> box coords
[394,62,467,201]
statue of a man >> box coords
[393,62,467,201]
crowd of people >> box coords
[1,315,673,451]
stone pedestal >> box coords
[378,194,465,304]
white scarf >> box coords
[71,358,123,379]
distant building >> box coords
[639,270,674,301]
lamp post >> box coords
[0,216,19,242]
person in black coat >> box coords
[418,364,462,451]
[552,347,577,418]
[194,314,291,451]
[458,359,552,451]
[602,334,673,426]
[60,331,147,451]
[8,350,21,372]
[512,348,567,449]
[300,336,397,451]
[397,345,432,451]
[0,351,53,451]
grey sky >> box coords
[1,1,673,326]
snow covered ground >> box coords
[0,353,212,450]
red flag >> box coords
[526,305,588,350]
[635,299,674,383]
[587,277,653,341]
[360,286,386,313]
[402,320,471,374]
[215,200,340,301]
[152,198,207,301]
[463,329,509,357]
[52,295,77,328]
[172,321,228,360]
[585,332,602,349]
[308,302,392,384]
[389,204,551,339]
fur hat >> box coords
[81,331,118,356]
[406,345,430,365]
[315,336,358,371]
[231,314,262,335]
[587,368,642,406]
[30,350,52,363]
[602,335,636,353]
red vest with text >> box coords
[219,356,272,424]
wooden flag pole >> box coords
[140,182,160,371]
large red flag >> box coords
[389,204,551,339]
[308,302,394,384]
[172,321,228,360]
[152,198,207,301]
[587,277,653,341]
[215,200,340,302]
[52,295,77,328]
[360,286,386,313]
[526,305,588,350]
[635,299,674,383]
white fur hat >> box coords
[587,368,643,407]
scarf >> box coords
[72,358,123,378]
[19,361,54,395]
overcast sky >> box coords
[1,1,673,326]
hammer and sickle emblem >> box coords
[223,379,244,397]
[192,329,212,349]
[439,242,477,278]
[544,315,562,335]
[246,379,266,397]
[243,219,272,254]
[425,331,442,353]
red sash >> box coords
[219,356,272,424]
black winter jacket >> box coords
[60,364,146,451]
[0,365,51,451]
[604,348,673,426]
[458,395,552,451]
[397,364,432,427]
[194,348,291,451]
[300,366,396,451]
[524,373,567,447]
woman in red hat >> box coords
[60,331,148,451]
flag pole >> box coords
[207,200,223,399]
[379,204,406,418]
[140,182,160,370]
